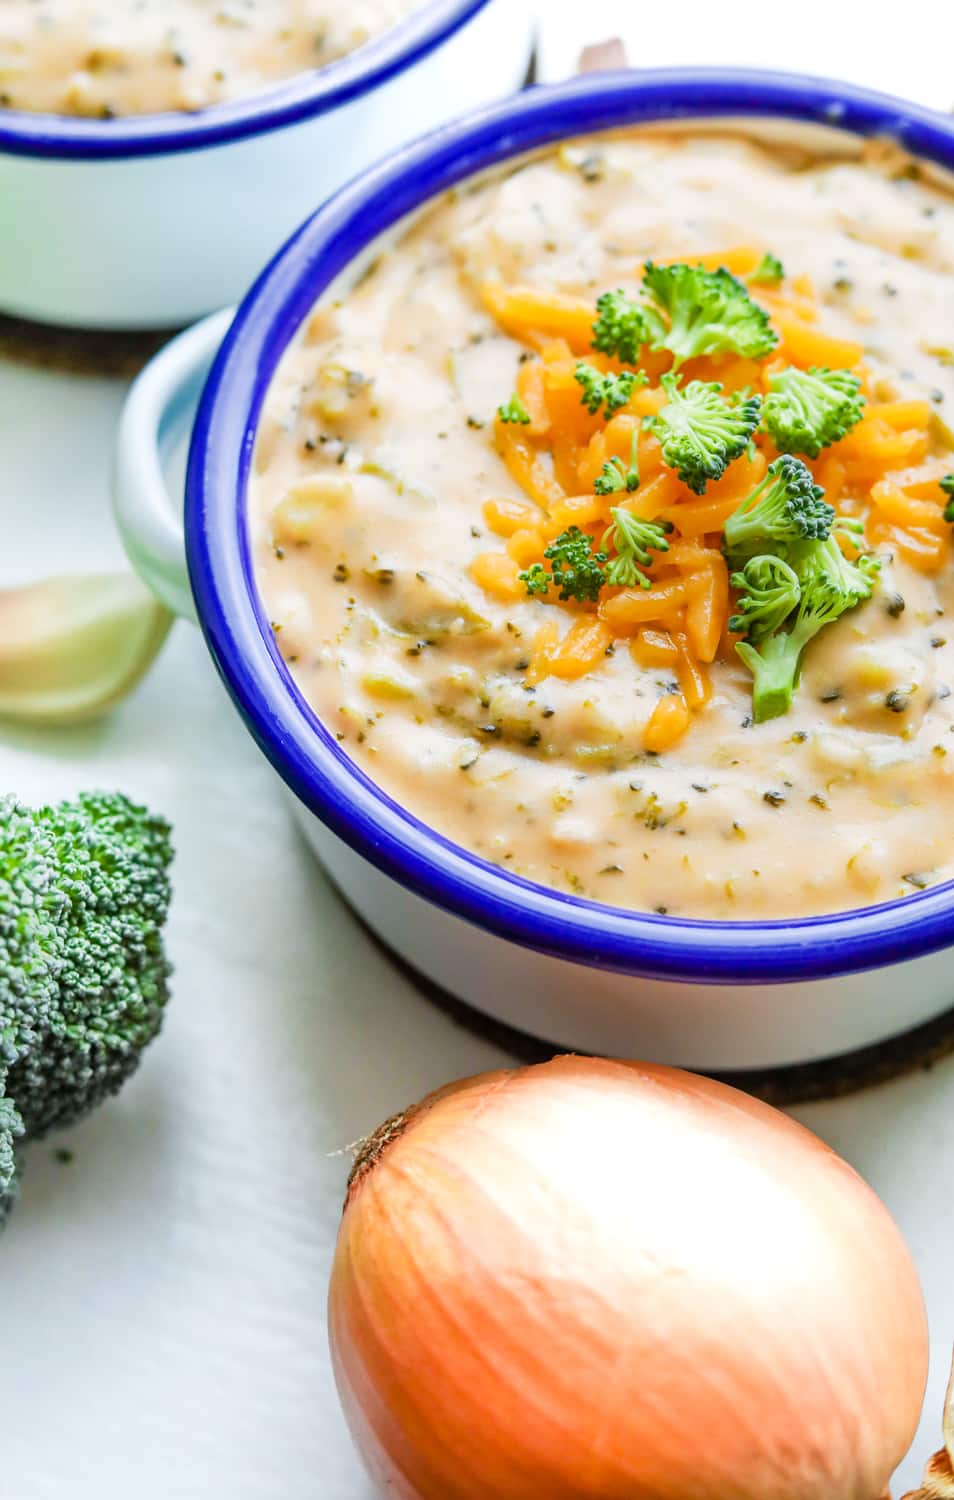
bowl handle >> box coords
[112,308,235,622]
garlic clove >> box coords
[901,1353,954,1499]
[0,573,173,725]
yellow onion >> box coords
[329,1056,928,1500]
[0,573,171,724]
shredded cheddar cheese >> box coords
[472,253,954,750]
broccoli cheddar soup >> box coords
[250,131,954,921]
[0,0,421,116]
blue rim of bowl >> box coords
[187,65,954,986]
[0,0,493,160]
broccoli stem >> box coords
[735,633,804,723]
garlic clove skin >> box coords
[900,1453,954,1499]
[901,1355,954,1499]
[0,573,173,725]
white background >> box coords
[536,1,954,110]
[2,4,953,1496]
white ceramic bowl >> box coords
[115,70,954,1072]
[0,0,532,330]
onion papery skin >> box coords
[329,1057,928,1500]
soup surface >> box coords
[251,131,954,920]
[0,0,421,116]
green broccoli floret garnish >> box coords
[591,289,665,365]
[762,365,865,458]
[642,261,779,368]
[648,372,762,494]
[723,455,835,565]
[747,253,785,286]
[941,474,954,524]
[519,526,607,603]
[520,563,550,596]
[735,538,880,722]
[729,554,802,641]
[575,362,644,419]
[601,508,672,589]
[498,393,531,425]
[594,429,640,496]
[0,791,173,1228]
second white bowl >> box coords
[0,0,532,330]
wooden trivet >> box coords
[0,312,178,378]
[365,923,954,1105]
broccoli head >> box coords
[0,791,173,1224]
[723,455,835,565]
[941,474,954,523]
[498,393,531,425]
[735,536,880,722]
[594,429,640,496]
[520,526,608,604]
[591,289,665,365]
[601,508,672,589]
[762,365,865,458]
[0,1092,21,1227]
[648,373,762,494]
[747,253,785,286]
[729,554,802,641]
[574,362,644,420]
[642,261,779,368]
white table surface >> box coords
[2,6,953,1495]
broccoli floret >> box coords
[594,455,639,496]
[574,362,644,419]
[648,372,762,494]
[520,526,607,603]
[747,253,785,286]
[723,455,835,565]
[762,365,865,458]
[735,537,880,722]
[0,1093,21,1228]
[498,393,531,425]
[798,533,882,601]
[602,508,672,589]
[594,429,640,496]
[520,563,550,597]
[591,289,665,365]
[941,474,954,523]
[0,791,173,1226]
[642,261,778,368]
[729,554,801,641]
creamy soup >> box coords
[250,131,954,920]
[0,0,421,116]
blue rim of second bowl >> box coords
[188,66,954,986]
[0,0,494,160]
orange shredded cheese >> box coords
[544,618,613,680]
[470,551,524,601]
[483,497,542,537]
[600,581,689,633]
[481,282,598,354]
[631,628,679,668]
[507,527,547,568]
[644,692,692,752]
[467,258,954,745]
[773,315,863,370]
